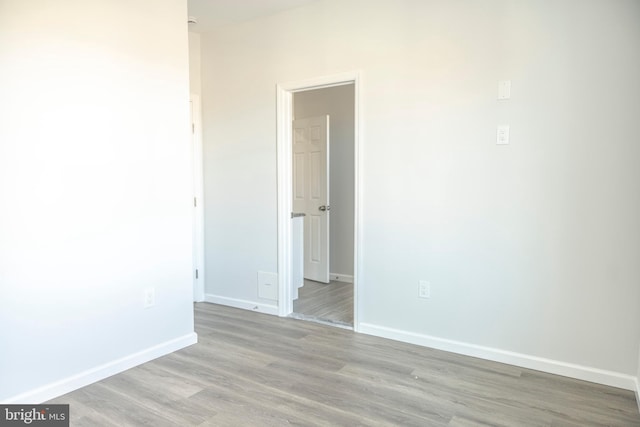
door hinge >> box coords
[192,123,195,134]
[194,197,197,207]
[195,269,199,279]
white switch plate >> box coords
[498,80,511,100]
[497,125,510,145]
[258,271,278,300]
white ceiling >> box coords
[187,0,320,33]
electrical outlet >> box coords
[144,287,155,308]
[418,280,430,299]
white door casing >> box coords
[276,70,361,330]
[292,116,330,283]
[190,95,205,302]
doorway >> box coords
[291,85,355,327]
[276,71,361,331]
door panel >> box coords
[293,152,305,200]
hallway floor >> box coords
[293,279,353,326]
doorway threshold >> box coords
[289,312,353,330]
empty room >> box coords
[1,0,640,425]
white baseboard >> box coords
[204,294,279,316]
[359,322,636,391]
[4,332,198,404]
[330,273,353,283]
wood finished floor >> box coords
[49,303,640,426]
[293,279,354,326]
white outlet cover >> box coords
[419,280,430,298]
[258,271,278,301]
[144,287,155,308]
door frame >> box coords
[191,94,205,302]
[276,71,362,331]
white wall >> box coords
[294,85,355,277]
[189,31,202,96]
[0,0,195,402]
[200,0,640,383]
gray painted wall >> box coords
[200,0,640,380]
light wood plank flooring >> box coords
[49,303,640,426]
[293,279,353,326]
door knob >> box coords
[318,205,331,211]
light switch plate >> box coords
[498,80,511,100]
[497,125,510,145]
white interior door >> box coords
[292,115,330,283]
